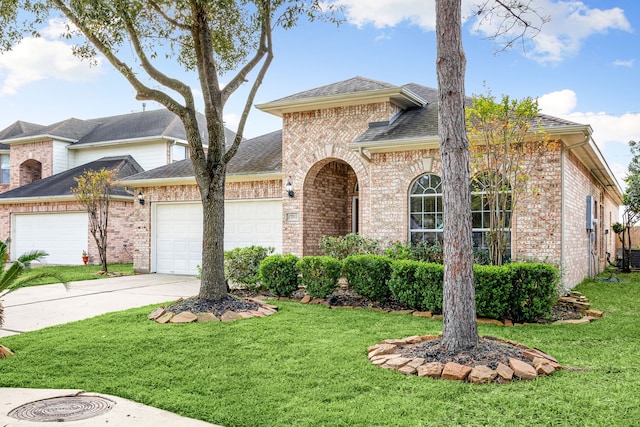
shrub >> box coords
[385,241,443,264]
[474,265,511,319]
[319,233,381,260]
[259,254,299,297]
[297,256,342,299]
[388,260,443,313]
[343,255,392,302]
[504,263,559,323]
[224,246,274,290]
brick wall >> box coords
[282,101,396,255]
[9,140,54,189]
[0,199,133,264]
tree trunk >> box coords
[197,163,229,301]
[436,0,478,351]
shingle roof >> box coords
[0,156,144,199]
[0,109,216,145]
[0,120,45,150]
[268,76,396,103]
[121,130,283,182]
[353,83,440,144]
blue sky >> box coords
[0,0,637,189]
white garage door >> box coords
[13,212,88,265]
[154,200,282,275]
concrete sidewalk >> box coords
[0,274,222,426]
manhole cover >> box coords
[8,395,115,422]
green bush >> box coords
[388,259,558,321]
[319,233,381,260]
[388,260,444,313]
[342,255,392,302]
[258,254,299,297]
[474,265,511,319]
[224,246,274,289]
[504,263,559,323]
[297,256,342,299]
[385,242,443,263]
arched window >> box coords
[409,174,443,245]
[471,173,512,256]
[20,159,42,186]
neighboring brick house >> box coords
[0,109,222,265]
[123,76,622,288]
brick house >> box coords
[0,109,223,265]
[122,76,622,288]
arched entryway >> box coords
[20,159,42,186]
[303,159,359,255]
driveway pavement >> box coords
[0,273,222,426]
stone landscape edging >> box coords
[368,335,565,384]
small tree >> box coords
[612,140,640,272]
[71,168,118,272]
[466,92,554,265]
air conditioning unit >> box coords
[586,195,595,230]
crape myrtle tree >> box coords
[0,1,337,301]
[466,92,554,266]
[612,140,640,272]
[71,168,118,272]
[436,0,547,351]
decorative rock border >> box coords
[148,297,278,324]
[368,335,564,384]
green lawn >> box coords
[1,273,639,426]
[27,263,135,286]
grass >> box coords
[1,273,640,426]
[26,263,134,286]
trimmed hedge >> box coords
[388,260,444,313]
[389,259,558,322]
[297,256,342,299]
[342,255,392,302]
[259,254,299,297]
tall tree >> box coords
[435,0,547,351]
[72,168,118,272]
[466,92,554,266]
[0,1,336,301]
[612,140,640,272]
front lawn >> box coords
[27,263,135,286]
[1,273,639,426]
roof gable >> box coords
[0,156,144,200]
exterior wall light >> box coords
[137,191,145,205]
[285,179,294,198]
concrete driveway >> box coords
[0,273,201,337]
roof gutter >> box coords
[350,136,440,154]
[67,135,184,149]
[2,134,78,145]
[0,195,132,204]
[256,87,427,117]
[119,172,283,187]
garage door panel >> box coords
[154,200,282,275]
[13,212,88,265]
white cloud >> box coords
[332,0,631,63]
[0,18,103,95]
[539,89,639,188]
[538,89,577,116]
[613,59,635,68]
[473,0,631,63]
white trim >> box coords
[0,195,132,204]
[350,136,440,154]
[67,136,180,149]
[256,87,426,116]
[2,135,77,145]
[121,172,282,187]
